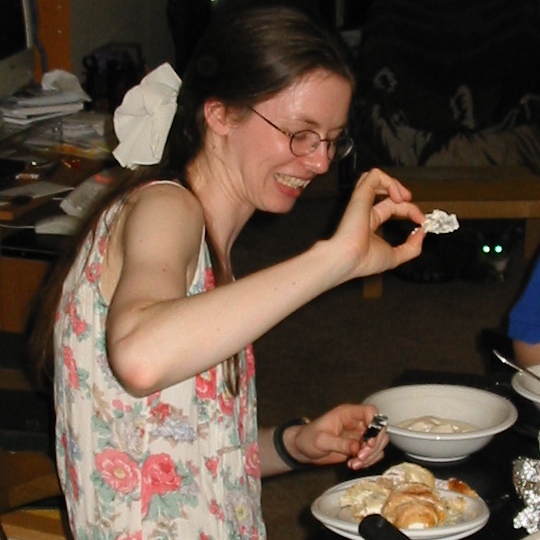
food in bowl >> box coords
[364,384,518,462]
[339,462,477,529]
[396,415,477,434]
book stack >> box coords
[0,89,87,126]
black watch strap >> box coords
[273,417,311,470]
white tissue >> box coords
[112,63,182,169]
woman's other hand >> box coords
[285,404,389,470]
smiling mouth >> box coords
[275,173,310,190]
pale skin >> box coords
[513,340,540,368]
[100,69,426,476]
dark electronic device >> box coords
[0,0,35,101]
[0,157,26,178]
[0,193,31,205]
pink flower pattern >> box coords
[245,442,261,479]
[84,262,101,284]
[150,402,171,423]
[62,346,79,390]
[54,183,264,539]
[117,533,142,540]
[205,456,219,479]
[96,449,140,494]
[141,453,182,515]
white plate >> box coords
[311,477,490,540]
[511,369,540,409]
[521,533,540,540]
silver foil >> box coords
[513,457,540,533]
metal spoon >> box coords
[493,349,540,384]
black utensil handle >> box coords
[362,414,388,441]
[359,515,410,539]
[362,424,382,441]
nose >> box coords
[302,143,331,175]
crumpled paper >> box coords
[41,69,91,103]
[513,456,540,533]
[112,62,181,169]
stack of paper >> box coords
[0,70,91,126]
[23,111,116,159]
[0,99,84,125]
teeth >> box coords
[275,173,310,189]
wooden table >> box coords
[362,166,540,299]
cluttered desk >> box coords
[0,112,119,333]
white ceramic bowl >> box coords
[364,384,518,463]
[511,365,540,411]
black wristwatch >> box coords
[273,417,311,470]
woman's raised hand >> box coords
[331,168,426,281]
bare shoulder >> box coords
[112,181,205,270]
[125,182,204,239]
[131,182,203,219]
[102,181,204,302]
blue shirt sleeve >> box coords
[509,257,540,344]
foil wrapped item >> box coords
[421,209,459,234]
[513,457,540,533]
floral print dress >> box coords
[54,182,264,540]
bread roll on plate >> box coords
[382,462,436,489]
[382,482,446,529]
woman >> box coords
[30,5,426,539]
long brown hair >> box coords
[27,4,355,394]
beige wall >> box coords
[70,0,175,80]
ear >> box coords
[204,99,232,136]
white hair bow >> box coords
[112,62,182,169]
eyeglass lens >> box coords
[290,130,353,161]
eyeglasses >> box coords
[249,107,354,162]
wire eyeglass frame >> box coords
[249,107,354,162]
